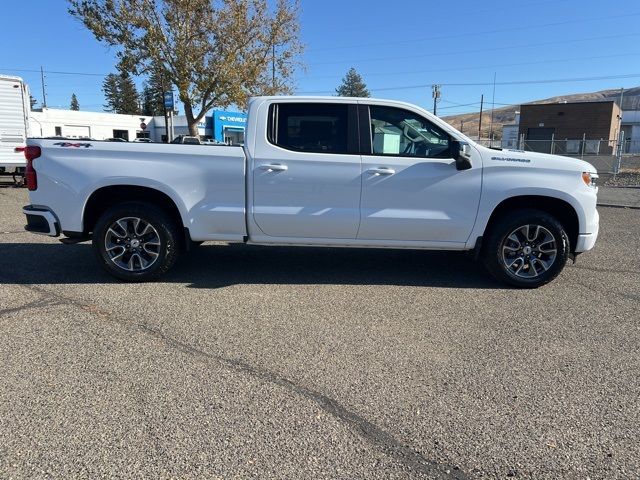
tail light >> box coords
[15,146,41,191]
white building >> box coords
[29,109,154,141]
[26,108,241,144]
[621,110,640,153]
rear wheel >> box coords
[482,209,570,288]
[93,202,181,282]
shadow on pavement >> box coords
[0,242,502,289]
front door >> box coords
[251,102,362,239]
[358,104,482,244]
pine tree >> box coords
[336,68,370,97]
[102,71,140,114]
[103,73,120,112]
[70,93,80,111]
[117,72,140,114]
[141,66,166,116]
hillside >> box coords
[442,86,640,139]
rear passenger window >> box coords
[270,103,348,154]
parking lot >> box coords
[0,185,638,479]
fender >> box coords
[466,187,585,250]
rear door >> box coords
[358,103,482,244]
[251,102,361,239]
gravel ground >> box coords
[1,186,639,479]
[603,173,640,187]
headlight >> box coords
[582,172,598,188]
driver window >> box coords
[369,106,450,158]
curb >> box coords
[597,203,640,210]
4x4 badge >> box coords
[53,142,92,148]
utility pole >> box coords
[431,84,441,115]
[616,87,625,173]
[40,66,47,108]
[489,72,497,144]
[478,94,484,140]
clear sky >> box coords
[2,0,639,116]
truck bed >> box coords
[27,139,248,241]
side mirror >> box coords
[451,140,472,171]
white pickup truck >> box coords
[21,96,599,287]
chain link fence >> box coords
[475,137,640,174]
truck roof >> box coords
[250,95,414,105]
[0,74,24,82]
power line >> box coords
[438,102,483,110]
[4,48,640,89]
[307,32,640,66]
[296,51,640,81]
[0,67,108,77]
[438,101,515,111]
[306,11,640,53]
[302,0,573,38]
[298,72,640,95]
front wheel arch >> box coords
[483,195,579,253]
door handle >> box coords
[368,167,395,176]
[259,164,288,172]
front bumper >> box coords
[575,208,599,253]
[23,205,60,237]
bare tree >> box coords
[69,0,303,136]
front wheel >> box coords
[482,209,570,288]
[93,202,181,282]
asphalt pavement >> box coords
[1,185,639,479]
[598,186,640,209]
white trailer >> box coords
[0,75,30,185]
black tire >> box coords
[93,201,181,282]
[482,208,570,288]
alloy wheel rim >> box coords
[501,224,558,279]
[104,217,161,272]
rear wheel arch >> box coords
[483,195,580,252]
[83,185,186,236]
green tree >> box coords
[141,65,167,116]
[69,0,304,136]
[117,71,140,114]
[70,93,80,110]
[102,73,120,112]
[102,71,140,114]
[336,68,370,97]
